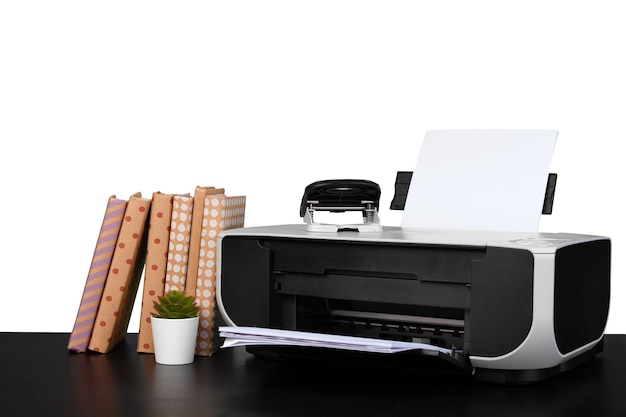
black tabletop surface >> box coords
[1,333,625,417]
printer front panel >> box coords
[218,235,556,361]
[219,235,488,353]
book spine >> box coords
[67,196,127,352]
[185,186,225,298]
[164,195,194,293]
[137,192,174,353]
[184,186,212,299]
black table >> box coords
[1,333,625,417]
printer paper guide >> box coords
[219,326,452,355]
[401,129,558,232]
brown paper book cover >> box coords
[195,194,246,356]
[185,186,225,299]
[164,194,194,293]
[136,191,174,353]
[67,195,127,352]
[88,192,151,353]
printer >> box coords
[216,179,611,384]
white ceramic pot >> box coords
[151,316,199,365]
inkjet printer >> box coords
[216,178,611,384]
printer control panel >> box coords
[491,237,576,252]
[507,238,572,248]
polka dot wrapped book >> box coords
[184,186,225,301]
[164,194,194,294]
[136,191,174,354]
[194,193,246,356]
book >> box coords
[67,195,127,352]
[136,191,174,353]
[195,193,246,356]
[88,192,151,353]
[164,194,194,293]
[184,186,225,299]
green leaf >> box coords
[151,290,200,318]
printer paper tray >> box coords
[246,345,474,377]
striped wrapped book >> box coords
[67,196,127,352]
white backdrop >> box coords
[1,1,623,334]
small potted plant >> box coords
[151,290,200,365]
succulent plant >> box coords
[152,290,200,319]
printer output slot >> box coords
[324,268,418,280]
[288,296,466,352]
[273,272,470,310]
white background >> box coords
[1,1,623,334]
